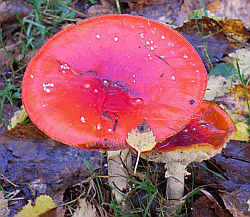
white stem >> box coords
[165,162,187,201]
[134,151,141,174]
[108,148,132,202]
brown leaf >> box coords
[4,123,48,140]
[87,0,116,17]
[177,0,250,29]
[195,141,250,188]
[175,17,229,70]
[176,0,220,26]
[130,0,181,25]
[220,185,250,217]
[0,191,10,217]
[0,136,101,208]
[192,195,231,217]
[0,0,33,24]
[219,19,250,43]
[215,84,250,120]
[0,52,9,76]
[213,0,250,29]
[72,199,97,217]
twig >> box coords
[53,1,87,18]
[42,12,81,22]
[0,173,19,187]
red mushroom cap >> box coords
[22,15,207,150]
[153,100,236,153]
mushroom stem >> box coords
[165,162,187,200]
[108,148,132,202]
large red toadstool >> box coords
[22,15,207,201]
[140,100,236,201]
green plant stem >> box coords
[115,0,121,14]
[236,59,250,123]
[197,162,227,181]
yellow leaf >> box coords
[15,195,56,217]
[215,84,250,123]
[126,121,157,172]
[126,128,157,153]
[231,121,249,142]
[219,20,250,43]
[8,106,28,130]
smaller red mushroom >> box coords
[134,100,236,201]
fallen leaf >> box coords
[0,191,10,217]
[0,103,20,131]
[87,0,116,17]
[126,127,157,153]
[206,0,220,12]
[176,0,224,26]
[195,141,250,189]
[219,20,250,43]
[205,49,249,102]
[126,121,157,172]
[194,140,250,217]
[231,120,249,142]
[220,185,250,217]
[188,7,224,21]
[210,62,238,78]
[72,198,97,217]
[229,48,250,78]
[192,195,231,217]
[0,0,33,24]
[204,74,236,100]
[213,0,250,29]
[215,84,250,121]
[177,0,250,34]
[0,52,9,75]
[7,106,28,130]
[175,17,229,71]
[39,206,60,217]
[14,195,56,217]
[0,136,101,208]
[4,123,48,140]
[130,0,181,25]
